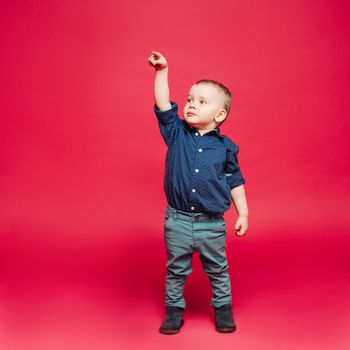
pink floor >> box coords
[1,222,349,350]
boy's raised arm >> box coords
[148,51,172,111]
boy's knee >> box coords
[202,261,229,276]
[167,263,193,277]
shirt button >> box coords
[191,206,195,210]
[195,132,199,136]
[195,169,199,173]
[192,189,196,192]
[198,148,203,152]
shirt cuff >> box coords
[227,176,246,189]
[153,101,179,124]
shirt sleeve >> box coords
[153,101,181,146]
[225,145,246,189]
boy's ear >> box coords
[215,109,227,123]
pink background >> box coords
[1,0,349,349]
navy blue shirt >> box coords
[154,101,246,215]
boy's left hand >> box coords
[234,216,248,236]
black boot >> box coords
[159,306,185,334]
[214,304,237,333]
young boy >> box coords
[148,51,249,334]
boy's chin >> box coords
[185,120,198,128]
[184,116,199,124]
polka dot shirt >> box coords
[154,101,246,214]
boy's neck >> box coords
[197,127,219,135]
[189,124,219,136]
[198,129,213,135]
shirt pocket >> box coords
[203,146,227,176]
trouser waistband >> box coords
[166,205,223,222]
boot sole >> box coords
[215,324,237,333]
[159,319,184,334]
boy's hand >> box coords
[234,216,248,237]
[148,51,168,70]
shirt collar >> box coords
[185,123,223,138]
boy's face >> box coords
[183,83,227,131]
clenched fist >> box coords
[148,51,168,70]
[234,216,248,237]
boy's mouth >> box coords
[187,112,196,116]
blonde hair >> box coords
[195,79,232,126]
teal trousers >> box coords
[163,205,232,309]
